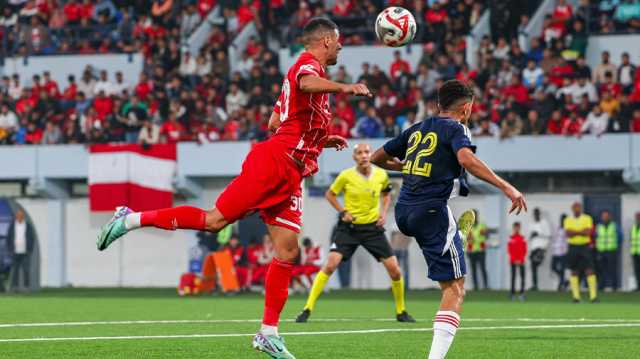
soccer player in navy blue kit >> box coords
[372,80,527,359]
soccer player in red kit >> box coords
[97,18,371,359]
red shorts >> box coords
[216,140,304,232]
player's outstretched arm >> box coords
[457,147,528,215]
[299,75,372,97]
[371,147,404,172]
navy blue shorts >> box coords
[395,202,466,282]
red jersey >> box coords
[272,52,331,177]
[508,234,527,264]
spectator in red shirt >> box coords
[546,110,565,135]
[251,234,274,286]
[60,75,77,110]
[93,90,114,120]
[335,99,355,128]
[508,222,527,301]
[237,0,258,29]
[223,117,240,141]
[502,76,530,105]
[425,2,447,24]
[562,112,584,136]
[197,0,216,18]
[30,74,43,102]
[63,0,81,25]
[549,58,574,87]
[42,71,60,98]
[79,0,94,21]
[25,121,43,144]
[160,113,186,143]
[16,89,37,115]
[292,237,323,289]
[226,236,250,290]
[135,73,153,100]
[599,72,622,98]
[389,50,411,80]
[553,0,573,23]
[332,0,352,17]
[330,116,350,139]
[630,79,640,103]
[631,109,640,133]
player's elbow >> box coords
[324,189,335,201]
[457,150,475,170]
[370,148,387,167]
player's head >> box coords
[513,222,521,233]
[353,143,372,168]
[15,208,25,222]
[571,202,582,216]
[302,237,312,248]
[600,210,610,223]
[229,236,240,247]
[301,17,341,65]
[437,80,474,122]
[533,207,541,220]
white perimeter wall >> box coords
[15,186,640,290]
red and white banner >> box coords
[89,144,177,212]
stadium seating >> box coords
[1,0,640,146]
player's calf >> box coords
[429,278,465,359]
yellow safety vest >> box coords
[632,225,640,256]
[469,223,488,253]
[595,223,617,252]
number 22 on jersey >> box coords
[402,131,438,177]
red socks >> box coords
[140,206,207,230]
[262,258,294,326]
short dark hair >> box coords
[437,80,474,111]
[301,17,338,45]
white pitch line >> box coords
[1,323,640,343]
[2,317,640,329]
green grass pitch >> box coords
[1,288,640,358]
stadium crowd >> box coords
[1,0,640,145]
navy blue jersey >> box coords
[383,116,476,206]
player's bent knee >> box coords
[275,242,300,263]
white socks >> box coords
[428,311,460,359]
[260,324,279,337]
[124,213,141,230]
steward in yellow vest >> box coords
[631,212,640,291]
[594,210,622,291]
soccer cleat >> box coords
[252,333,296,359]
[96,206,132,251]
[591,297,600,304]
[295,309,311,323]
[457,209,476,236]
[572,298,581,304]
[457,209,476,248]
[396,311,416,323]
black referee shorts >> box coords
[330,221,394,262]
[566,244,595,272]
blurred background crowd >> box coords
[1,0,640,146]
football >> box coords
[375,7,417,47]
